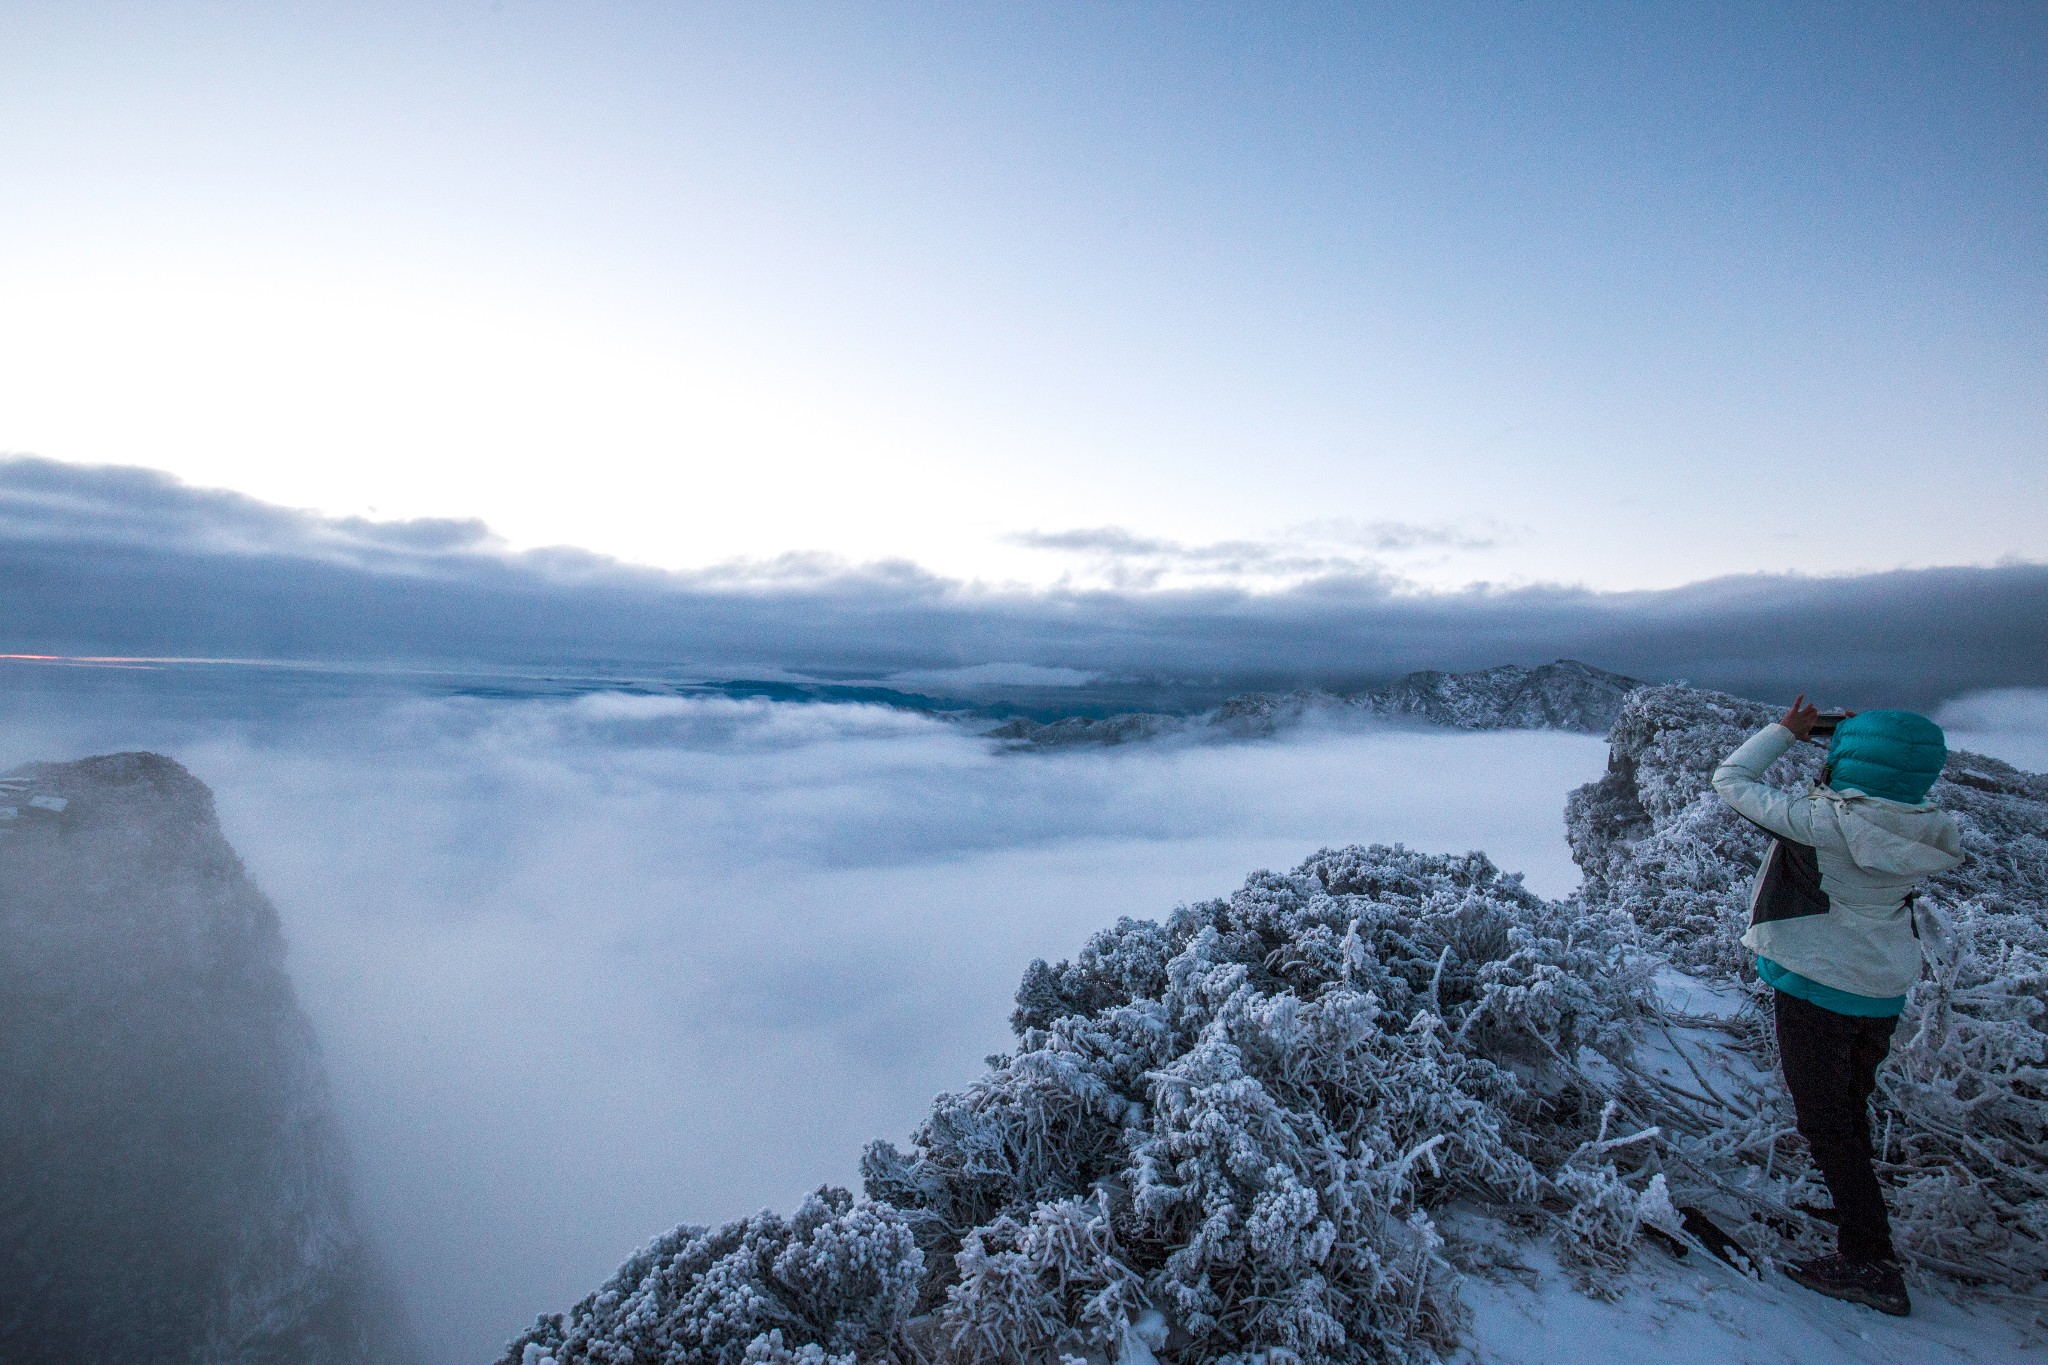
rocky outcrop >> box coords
[988,659,1644,748]
[0,753,412,1365]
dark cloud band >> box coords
[3,456,2043,708]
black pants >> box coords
[1773,989,1900,1263]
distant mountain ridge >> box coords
[987,658,1644,747]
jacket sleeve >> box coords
[1711,723,1822,844]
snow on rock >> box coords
[0,752,415,1365]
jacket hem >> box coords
[1756,955,1906,1018]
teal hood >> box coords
[1827,710,1947,805]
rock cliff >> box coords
[0,752,412,1365]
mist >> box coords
[1934,688,2048,774]
[1,687,1604,1363]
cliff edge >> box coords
[0,752,413,1365]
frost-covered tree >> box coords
[507,846,1671,1364]
[500,1188,922,1365]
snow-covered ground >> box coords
[1462,1239,2047,1365]
[1460,968,2047,1365]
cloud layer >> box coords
[1004,519,1504,589]
[6,456,2046,708]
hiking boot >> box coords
[1784,1253,1911,1316]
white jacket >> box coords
[1712,723,1963,998]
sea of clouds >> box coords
[3,681,2042,1364]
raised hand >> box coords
[1779,694,1821,741]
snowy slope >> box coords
[1457,962,2047,1363]
[1460,1240,2046,1365]
[1568,687,2048,1287]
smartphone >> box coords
[1809,710,1852,737]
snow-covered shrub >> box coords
[865,845,1657,1363]
[1567,686,2048,1288]
[504,845,1672,1365]
[1547,1113,1687,1294]
[1878,896,2048,1283]
[938,1198,1147,1363]
[498,1187,923,1365]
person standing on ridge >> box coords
[1711,696,1962,1317]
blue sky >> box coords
[1,1,2041,591]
